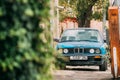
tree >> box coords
[59,0,109,27]
[0,0,54,80]
[59,0,77,20]
[77,0,99,27]
[77,0,109,27]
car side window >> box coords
[61,36,67,41]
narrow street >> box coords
[53,66,119,80]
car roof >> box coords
[64,28,99,31]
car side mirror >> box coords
[104,40,106,43]
[53,38,60,42]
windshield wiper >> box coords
[76,40,98,42]
[61,40,98,42]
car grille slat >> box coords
[74,48,79,53]
[68,48,88,53]
[79,48,83,53]
[67,48,101,54]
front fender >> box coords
[100,45,107,54]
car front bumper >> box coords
[66,60,104,66]
[59,55,106,66]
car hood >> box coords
[57,41,104,49]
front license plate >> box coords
[70,56,88,60]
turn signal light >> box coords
[94,56,101,58]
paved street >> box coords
[53,66,120,80]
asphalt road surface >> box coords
[53,66,120,80]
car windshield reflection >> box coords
[60,29,102,42]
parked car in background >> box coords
[55,28,107,71]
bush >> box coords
[0,0,54,80]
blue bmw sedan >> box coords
[55,28,107,71]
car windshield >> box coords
[60,29,103,42]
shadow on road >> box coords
[68,67,98,71]
[66,66,99,71]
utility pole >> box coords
[102,0,107,40]
[108,6,119,78]
[55,0,60,39]
[55,0,64,38]
[50,0,55,47]
[108,0,120,78]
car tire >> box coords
[99,61,107,71]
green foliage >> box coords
[77,0,99,27]
[59,0,109,27]
[54,56,65,69]
[92,0,109,20]
[59,0,77,20]
[77,0,109,27]
[92,12,103,20]
[0,0,54,80]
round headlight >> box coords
[63,49,68,53]
[95,49,100,53]
[89,49,94,53]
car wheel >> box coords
[99,61,107,71]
